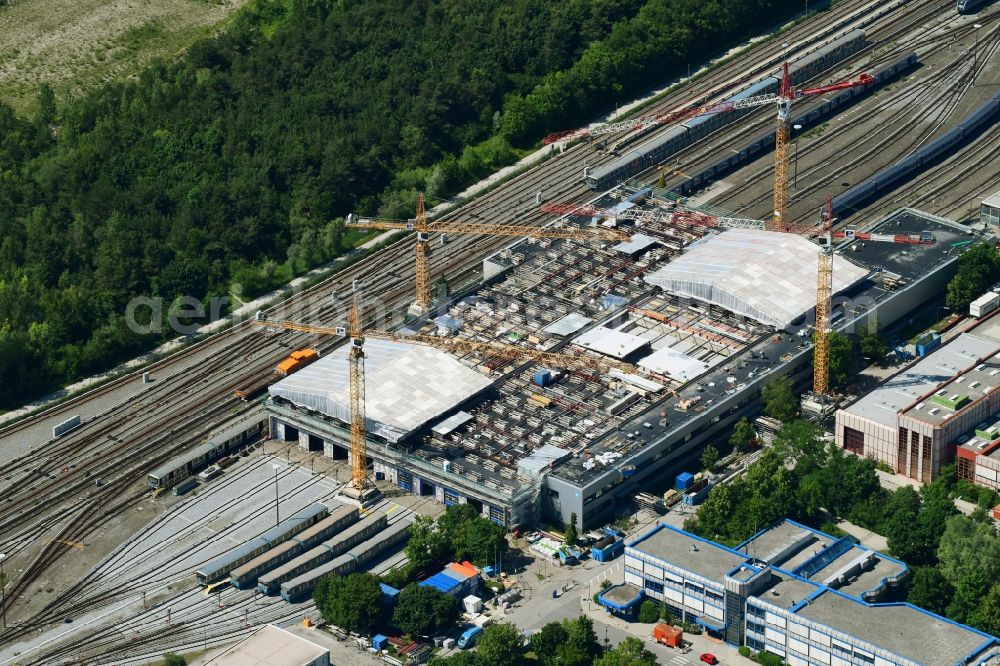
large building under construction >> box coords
[265,188,974,528]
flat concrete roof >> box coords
[755,574,820,611]
[901,344,1000,426]
[629,525,747,582]
[841,209,972,282]
[645,229,869,328]
[796,591,996,666]
[982,191,1000,209]
[810,548,907,600]
[602,582,644,607]
[738,521,833,571]
[269,339,493,442]
[844,333,999,427]
[198,624,327,666]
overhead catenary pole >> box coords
[272,464,281,526]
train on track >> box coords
[957,0,987,13]
[831,86,1000,217]
[280,519,411,602]
[672,51,919,197]
[146,417,266,491]
[585,30,868,191]
[196,503,329,585]
[255,512,388,593]
[228,505,361,589]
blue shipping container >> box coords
[676,472,694,491]
[533,369,552,387]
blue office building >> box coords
[620,520,999,666]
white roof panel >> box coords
[573,328,649,359]
[612,233,658,255]
[644,229,870,328]
[543,313,593,337]
[268,340,492,442]
[638,347,710,380]
[983,191,1000,209]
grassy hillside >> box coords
[0,0,249,114]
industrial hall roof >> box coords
[268,339,493,442]
[644,229,869,328]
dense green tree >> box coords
[947,570,991,624]
[405,514,449,573]
[594,637,658,666]
[906,567,954,616]
[476,623,525,666]
[637,599,660,623]
[565,512,578,546]
[700,444,720,472]
[936,514,1000,585]
[314,572,385,635]
[968,583,1000,637]
[826,331,854,388]
[729,417,756,453]
[562,616,601,664]
[531,622,568,666]
[392,584,460,637]
[443,506,508,567]
[162,654,187,666]
[946,243,1000,310]
[885,486,935,565]
[762,375,797,422]
[859,326,889,366]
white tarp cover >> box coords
[269,339,492,442]
[644,229,869,328]
[638,347,709,380]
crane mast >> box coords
[772,63,794,232]
[346,284,370,491]
[414,193,431,313]
[813,196,834,396]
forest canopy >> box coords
[0,0,799,408]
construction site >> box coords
[264,180,973,528]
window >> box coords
[922,435,933,482]
[957,454,975,480]
[706,589,724,603]
[909,431,920,478]
[843,426,864,454]
[685,581,704,595]
[747,621,765,635]
[645,579,664,593]
[748,605,765,619]
[897,428,909,473]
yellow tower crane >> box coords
[253,286,641,492]
[345,193,631,313]
[813,197,834,395]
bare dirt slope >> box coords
[0,0,250,114]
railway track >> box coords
[0,0,964,654]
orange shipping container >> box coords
[993,504,1000,521]
[653,623,683,648]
